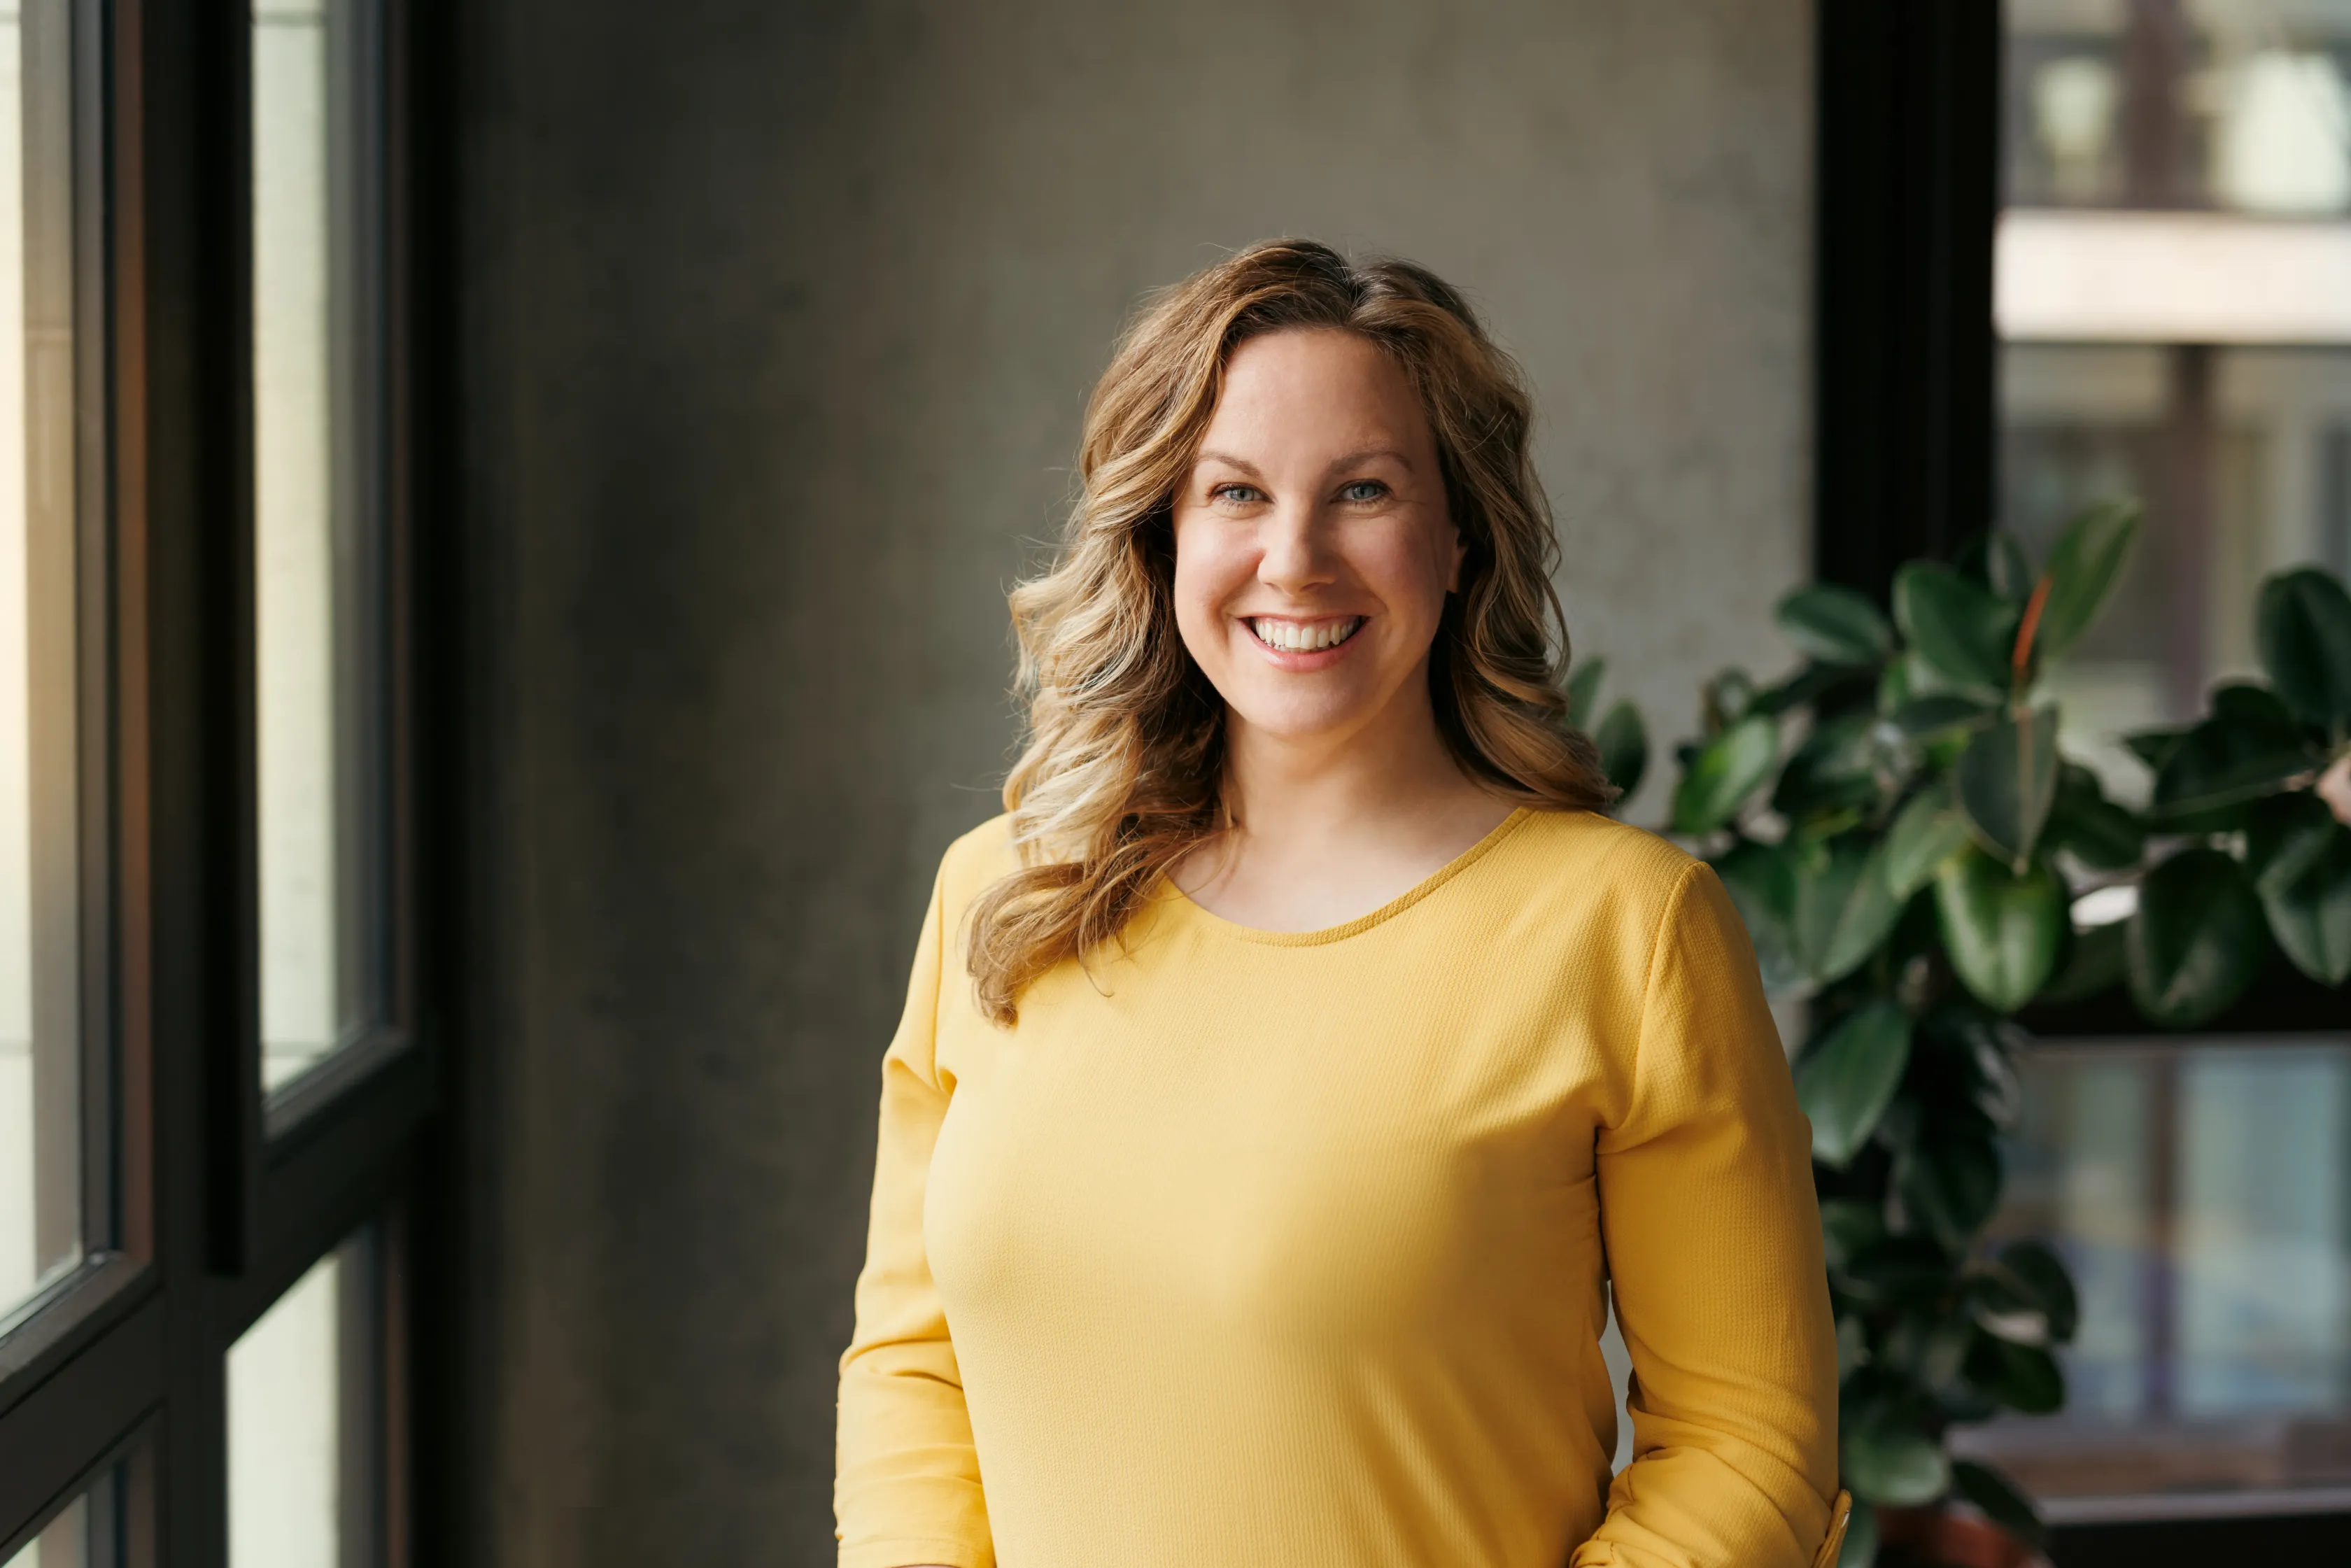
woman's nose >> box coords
[1257,504,1335,591]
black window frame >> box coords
[0,3,441,1564]
[1813,1,2351,1561]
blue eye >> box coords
[1341,480,1389,502]
[1210,483,1264,504]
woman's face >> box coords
[1171,328,1463,751]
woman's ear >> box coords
[1446,525,1468,593]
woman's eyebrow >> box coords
[1327,447,1415,474]
[1192,449,1265,477]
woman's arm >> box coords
[1575,863,1844,1568]
[835,863,994,1568]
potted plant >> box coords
[1574,501,2351,1565]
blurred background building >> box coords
[0,2,2345,1566]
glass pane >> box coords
[3,1466,124,1568]
[2001,343,2351,797]
[253,0,388,1096]
[227,1229,378,1568]
[0,0,80,1325]
[2008,1,2351,216]
[1964,1038,2351,1510]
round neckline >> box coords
[1158,806,1536,947]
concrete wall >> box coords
[449,2,1814,1562]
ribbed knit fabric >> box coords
[835,807,1842,1568]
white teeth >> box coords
[1250,617,1361,652]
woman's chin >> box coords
[1223,697,1385,748]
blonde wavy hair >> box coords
[966,239,1612,1024]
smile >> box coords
[1247,616,1364,653]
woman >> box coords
[835,240,1848,1568]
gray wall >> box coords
[450,2,1814,1562]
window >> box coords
[1956,0,2351,1532]
[252,0,395,1107]
[0,4,436,1565]
[0,0,86,1333]
[1,1462,129,1568]
[227,1229,385,1568]
[1973,1038,2351,1504]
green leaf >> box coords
[1895,563,2019,696]
[2247,791,2351,984]
[1672,713,1778,835]
[2127,848,2267,1027]
[1703,668,1759,733]
[1951,1458,2048,1550]
[1896,1123,2003,1250]
[1933,849,2066,1013]
[2045,765,2145,870]
[1843,1408,1951,1505]
[1594,699,1648,801]
[2124,726,2191,772]
[1714,838,1803,991]
[1837,1499,1879,1568]
[1819,1198,1887,1271]
[1566,658,1607,731]
[1773,716,1884,823]
[1955,528,2038,601]
[1838,1235,1954,1303]
[1777,583,1895,666]
[1986,530,2037,601]
[2248,787,2340,888]
[2150,710,2308,821]
[1887,1307,1978,1392]
[1965,1331,2066,1414]
[2033,498,2142,663]
[1802,838,1908,984]
[1796,1001,1913,1166]
[1955,705,2060,870]
[1884,788,1974,897]
[1887,693,1993,738]
[2037,918,2126,1006]
[2257,567,2351,730]
[1991,1238,2081,1345]
[2212,681,2298,732]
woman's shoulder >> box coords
[1485,808,1730,945]
[1495,808,1716,926]
[933,812,1022,915]
[1490,810,1755,992]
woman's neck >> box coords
[1174,679,1517,931]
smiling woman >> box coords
[834,241,1850,1568]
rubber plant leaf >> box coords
[1842,1408,1951,1506]
[2126,847,2267,1028]
[2032,498,2142,663]
[1671,712,1777,835]
[1954,705,2061,871]
[2257,567,2351,730]
[2246,791,2351,984]
[1775,583,1895,666]
[1896,1122,2003,1251]
[1794,999,1913,1168]
[1565,657,1606,732]
[1933,847,2066,1013]
[1884,786,1974,897]
[1893,563,2018,697]
[1595,698,1648,801]
[1951,1459,2049,1550]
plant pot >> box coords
[1876,1504,2049,1568]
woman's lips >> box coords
[1241,615,1365,668]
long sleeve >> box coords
[1574,863,1843,1568]
[835,863,994,1568]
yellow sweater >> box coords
[835,807,1844,1568]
